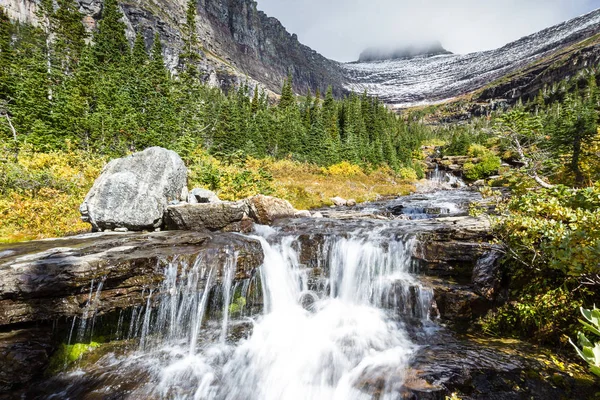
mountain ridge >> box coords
[1,0,599,108]
[344,8,600,108]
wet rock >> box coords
[404,333,599,400]
[330,197,347,207]
[347,199,357,207]
[189,188,220,204]
[0,328,54,392]
[164,201,249,231]
[80,147,187,232]
[0,231,263,326]
[427,279,490,326]
[312,212,324,218]
[246,195,297,225]
[472,250,504,301]
[295,210,311,218]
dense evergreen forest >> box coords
[0,0,428,172]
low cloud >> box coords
[257,0,599,62]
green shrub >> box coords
[570,306,600,378]
[483,186,600,343]
[463,154,501,180]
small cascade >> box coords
[418,165,466,192]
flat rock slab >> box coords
[0,231,263,326]
[164,201,251,232]
[402,333,598,399]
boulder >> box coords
[347,199,357,207]
[330,197,347,207]
[246,195,297,225]
[313,212,324,219]
[189,188,220,204]
[164,201,250,232]
[80,147,187,232]
[295,210,312,218]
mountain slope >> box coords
[0,0,346,95]
[1,0,599,106]
[344,9,600,108]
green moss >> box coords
[229,296,247,315]
[47,342,102,374]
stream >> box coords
[1,172,594,399]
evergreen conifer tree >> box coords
[93,0,128,65]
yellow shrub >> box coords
[321,161,365,177]
[398,167,418,181]
[467,144,489,158]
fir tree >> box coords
[93,0,128,65]
[53,0,87,74]
[0,7,13,101]
[278,75,295,110]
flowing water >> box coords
[38,184,479,400]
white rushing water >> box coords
[63,227,435,400]
[51,221,438,400]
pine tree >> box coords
[180,0,200,76]
[0,7,13,101]
[53,0,87,74]
[251,85,260,114]
[547,92,598,186]
[302,89,313,130]
[93,0,128,65]
[278,74,295,110]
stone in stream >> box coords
[330,196,347,207]
[246,195,297,225]
[294,210,312,218]
[79,147,187,232]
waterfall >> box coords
[418,165,465,192]
[140,229,431,399]
[52,228,435,400]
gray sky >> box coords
[256,0,600,62]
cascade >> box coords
[47,226,435,399]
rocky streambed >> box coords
[0,185,596,399]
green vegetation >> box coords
[571,306,600,378]
[462,144,501,180]
[47,341,102,373]
[474,72,600,353]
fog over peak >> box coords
[257,0,600,62]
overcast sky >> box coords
[256,0,600,62]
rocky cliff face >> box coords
[0,0,346,96]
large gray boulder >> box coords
[80,147,187,231]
